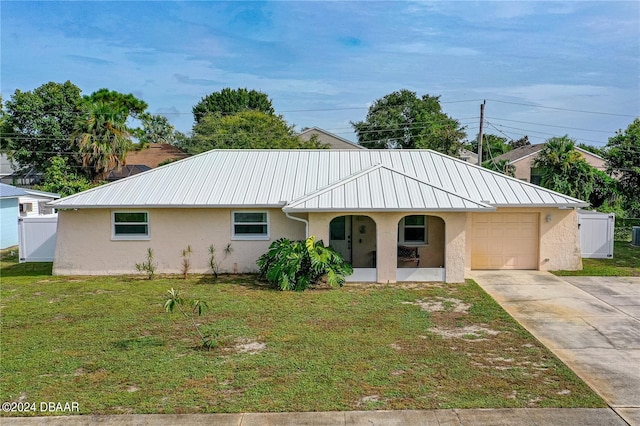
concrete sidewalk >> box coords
[470,271,640,426]
[0,408,629,425]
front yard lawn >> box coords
[0,259,605,415]
[554,241,640,277]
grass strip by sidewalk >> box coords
[1,260,605,415]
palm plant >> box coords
[532,136,594,200]
[74,101,131,181]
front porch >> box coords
[308,212,467,284]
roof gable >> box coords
[49,150,588,209]
[284,164,494,212]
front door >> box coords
[329,216,352,262]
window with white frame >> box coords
[398,215,428,245]
[232,211,269,240]
[112,212,149,240]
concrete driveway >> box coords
[470,271,640,426]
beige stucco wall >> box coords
[308,211,467,283]
[464,207,582,272]
[54,205,581,280]
[53,208,306,275]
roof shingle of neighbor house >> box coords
[49,150,588,210]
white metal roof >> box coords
[284,164,494,212]
[49,150,589,210]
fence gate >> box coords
[18,214,58,262]
[577,210,614,259]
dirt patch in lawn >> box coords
[225,337,266,355]
[402,297,470,313]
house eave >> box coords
[48,203,288,210]
[282,207,497,213]
[490,203,589,209]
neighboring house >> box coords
[0,183,27,248]
[107,165,152,182]
[0,154,16,180]
[494,144,607,184]
[0,167,43,187]
[106,143,189,181]
[18,188,60,217]
[299,127,366,150]
[459,148,479,165]
[50,149,588,283]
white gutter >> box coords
[285,211,309,238]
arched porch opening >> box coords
[329,215,377,281]
[396,214,446,281]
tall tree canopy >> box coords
[351,89,466,156]
[532,136,594,201]
[85,88,148,120]
[1,81,83,174]
[179,110,324,154]
[604,118,640,216]
[74,101,132,181]
[192,88,275,124]
[139,114,181,146]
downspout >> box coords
[285,211,309,238]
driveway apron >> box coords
[470,271,640,426]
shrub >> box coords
[135,248,157,279]
[180,245,192,279]
[257,236,353,291]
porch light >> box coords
[546,214,552,222]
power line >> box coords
[485,116,615,134]
[485,99,637,118]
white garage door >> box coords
[471,213,539,270]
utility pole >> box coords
[477,100,486,166]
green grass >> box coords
[0,257,605,416]
[554,241,640,277]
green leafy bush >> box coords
[257,236,353,291]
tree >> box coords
[468,134,511,163]
[192,88,275,124]
[74,101,132,181]
[35,156,97,197]
[604,118,640,216]
[85,88,148,120]
[482,159,515,177]
[351,89,466,156]
[532,136,594,201]
[139,114,180,146]
[179,110,325,154]
[84,89,148,139]
[1,81,83,174]
[508,135,530,149]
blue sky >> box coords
[2,1,638,147]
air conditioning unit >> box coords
[632,227,640,247]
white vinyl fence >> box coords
[18,214,58,262]
[577,210,614,259]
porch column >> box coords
[443,213,467,283]
[375,214,398,283]
[307,212,331,244]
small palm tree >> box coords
[74,101,131,181]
